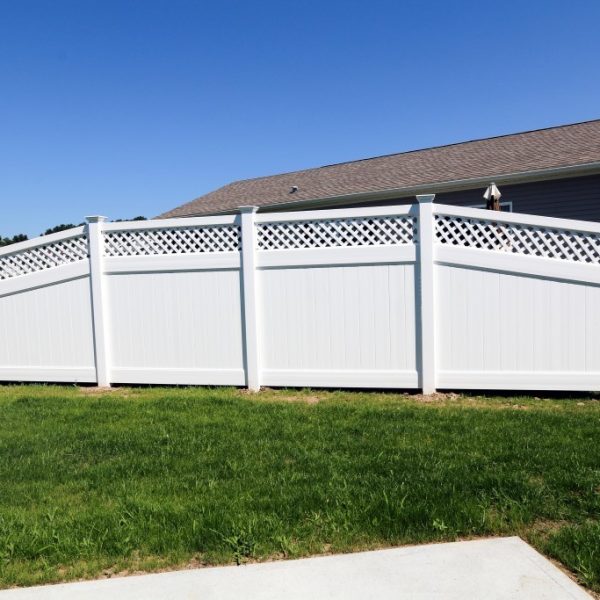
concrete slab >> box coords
[0,537,591,599]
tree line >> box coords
[0,217,146,248]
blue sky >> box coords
[1,0,599,237]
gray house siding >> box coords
[436,174,600,221]
[348,174,600,222]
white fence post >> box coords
[417,195,437,394]
[240,206,261,391]
[86,216,111,387]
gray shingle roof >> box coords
[160,119,600,218]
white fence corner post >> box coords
[239,206,261,391]
[416,195,437,394]
[86,216,111,387]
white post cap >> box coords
[239,206,259,214]
[416,194,436,204]
[85,216,108,223]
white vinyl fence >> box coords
[1,195,600,392]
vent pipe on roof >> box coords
[483,182,502,211]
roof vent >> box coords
[289,185,298,193]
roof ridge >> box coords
[320,118,600,168]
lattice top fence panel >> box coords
[436,214,600,264]
[257,215,416,250]
[103,224,241,257]
[0,234,88,281]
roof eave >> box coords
[260,161,600,213]
[169,160,600,217]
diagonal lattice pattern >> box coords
[257,215,416,250]
[435,215,600,264]
[103,225,241,256]
[0,235,89,281]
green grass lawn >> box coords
[0,386,599,591]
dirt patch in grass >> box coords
[408,392,461,403]
[254,389,466,405]
[276,394,321,404]
[78,386,145,399]
[527,519,570,539]
[78,386,122,396]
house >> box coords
[160,119,600,221]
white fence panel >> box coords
[259,263,417,388]
[434,205,600,391]
[436,266,600,390]
[256,206,418,388]
[0,229,96,382]
[103,218,246,386]
[107,270,245,385]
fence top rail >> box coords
[0,225,86,259]
[434,203,600,236]
[103,214,241,232]
[255,203,417,224]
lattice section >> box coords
[257,215,416,250]
[436,215,600,264]
[103,225,241,256]
[0,235,88,280]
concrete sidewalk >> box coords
[0,537,591,599]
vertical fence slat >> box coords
[86,216,111,387]
[417,195,437,394]
[240,206,261,391]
